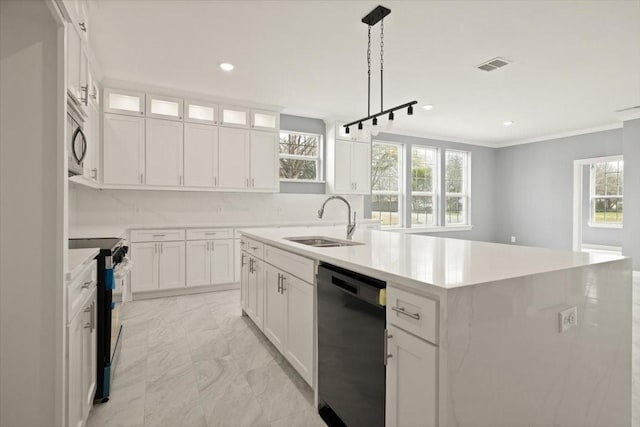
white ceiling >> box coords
[88,0,640,146]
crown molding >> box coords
[616,109,640,122]
[498,122,623,148]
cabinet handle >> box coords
[214,176,217,186]
[277,273,282,293]
[81,280,92,289]
[281,275,286,293]
[154,243,157,253]
[210,241,214,251]
[205,232,217,235]
[79,22,87,32]
[91,168,97,179]
[80,85,89,105]
[179,175,183,185]
[249,258,254,274]
[384,329,393,365]
[250,246,258,250]
[252,178,255,187]
[206,241,209,251]
[160,243,163,254]
[241,253,246,267]
[140,173,144,184]
[391,306,421,320]
[153,234,166,238]
[246,178,249,187]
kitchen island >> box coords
[239,226,632,427]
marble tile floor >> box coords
[86,289,325,427]
[89,278,640,427]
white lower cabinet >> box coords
[131,241,185,292]
[245,255,264,329]
[282,272,313,384]
[186,239,234,287]
[241,244,314,387]
[67,278,97,427]
[385,324,437,427]
[263,264,285,350]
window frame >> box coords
[410,145,440,228]
[278,130,324,182]
[588,158,623,229]
[371,141,404,229]
[444,149,471,226]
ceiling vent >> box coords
[476,57,511,72]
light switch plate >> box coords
[559,306,578,332]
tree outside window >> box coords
[279,132,322,181]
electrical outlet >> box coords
[511,236,516,243]
[559,306,578,332]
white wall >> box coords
[69,185,364,227]
[0,1,66,425]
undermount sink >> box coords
[284,236,364,248]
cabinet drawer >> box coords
[386,286,438,345]
[187,228,233,240]
[130,229,185,242]
[264,244,314,284]
[246,239,264,259]
[68,260,97,323]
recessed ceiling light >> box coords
[503,121,514,127]
[422,104,434,110]
[219,63,234,72]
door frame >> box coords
[572,154,623,251]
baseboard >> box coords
[130,282,239,301]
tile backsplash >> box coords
[69,186,364,226]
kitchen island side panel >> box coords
[439,258,632,427]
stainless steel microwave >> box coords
[67,102,86,177]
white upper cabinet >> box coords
[351,140,372,193]
[218,127,250,188]
[145,118,184,186]
[185,100,218,125]
[327,121,372,195]
[220,105,250,128]
[104,88,145,117]
[146,94,183,121]
[251,109,280,132]
[103,113,145,185]
[250,130,279,190]
[184,123,218,187]
[67,23,83,105]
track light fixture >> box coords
[345,126,350,134]
[343,5,418,133]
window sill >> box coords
[383,225,473,234]
[279,179,326,184]
[587,223,623,229]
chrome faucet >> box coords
[317,196,357,240]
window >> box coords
[411,146,438,226]
[371,142,402,227]
[279,131,322,181]
[445,150,470,225]
[590,159,623,226]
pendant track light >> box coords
[345,126,350,134]
[343,5,418,132]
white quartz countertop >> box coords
[67,248,99,282]
[69,219,380,239]
[238,226,626,290]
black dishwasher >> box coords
[317,263,386,427]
